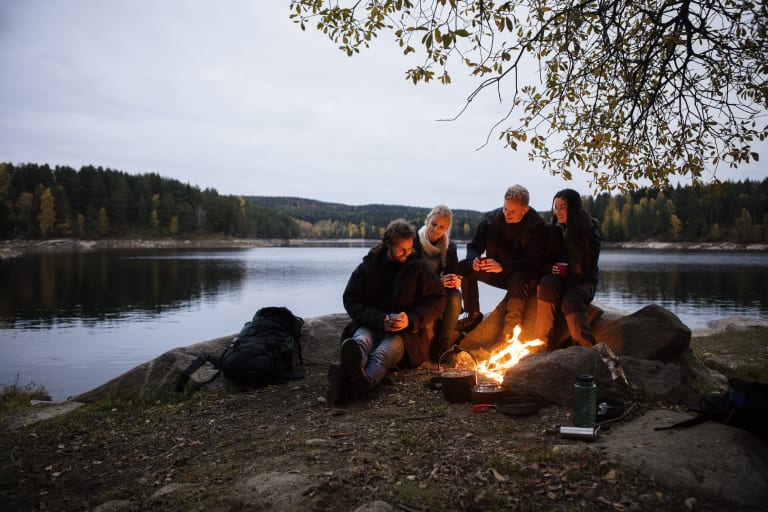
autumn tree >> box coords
[290,0,767,191]
[38,187,56,237]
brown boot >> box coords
[565,312,596,348]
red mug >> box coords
[553,262,568,277]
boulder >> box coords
[591,303,691,362]
[500,345,626,406]
[74,313,350,402]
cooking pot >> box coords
[436,347,478,403]
[471,383,508,404]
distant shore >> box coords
[1,237,766,259]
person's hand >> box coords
[385,312,408,332]
[475,257,502,273]
[442,274,462,289]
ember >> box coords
[476,325,544,383]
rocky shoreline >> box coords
[1,237,766,259]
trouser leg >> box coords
[562,283,597,348]
[502,273,537,335]
[564,311,596,347]
[438,287,463,339]
[534,275,561,345]
[363,334,404,387]
[458,259,479,314]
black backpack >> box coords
[177,306,304,391]
[656,377,768,440]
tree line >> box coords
[2,162,766,243]
[0,163,299,239]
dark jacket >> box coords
[342,245,447,367]
[541,216,602,286]
[412,237,459,277]
[466,207,546,277]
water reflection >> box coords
[1,246,766,401]
[0,249,248,328]
[596,251,768,316]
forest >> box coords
[1,162,766,243]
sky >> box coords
[1,1,766,213]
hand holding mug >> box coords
[385,312,407,332]
[553,262,569,277]
[443,273,461,288]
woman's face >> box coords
[426,215,450,242]
[554,197,568,225]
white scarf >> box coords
[418,224,448,270]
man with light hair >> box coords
[457,185,546,338]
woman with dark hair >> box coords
[533,189,602,349]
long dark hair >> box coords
[552,189,593,247]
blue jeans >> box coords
[349,326,405,388]
[437,287,462,339]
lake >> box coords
[2,245,767,401]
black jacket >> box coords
[541,216,602,286]
[342,245,447,367]
[465,207,546,277]
[412,237,459,277]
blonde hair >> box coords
[504,185,530,206]
[425,204,453,233]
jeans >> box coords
[437,287,462,339]
[349,326,405,388]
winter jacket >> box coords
[342,245,447,367]
[465,207,546,278]
[541,216,602,286]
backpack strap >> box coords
[175,353,223,392]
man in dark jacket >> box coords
[458,185,546,338]
[328,219,447,404]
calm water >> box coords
[1,246,767,401]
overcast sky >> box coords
[1,1,766,212]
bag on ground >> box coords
[176,306,304,391]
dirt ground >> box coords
[1,325,767,512]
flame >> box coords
[476,325,544,384]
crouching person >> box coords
[328,219,447,405]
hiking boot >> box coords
[326,362,347,406]
[341,338,370,397]
[456,312,483,333]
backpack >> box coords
[655,377,768,440]
[177,306,304,391]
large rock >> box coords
[500,345,627,406]
[74,313,350,402]
[591,303,691,361]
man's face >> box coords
[503,199,529,224]
[388,236,414,263]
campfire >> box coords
[475,325,544,384]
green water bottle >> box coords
[573,374,597,427]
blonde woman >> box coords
[412,205,463,361]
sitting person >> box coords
[534,189,602,349]
[412,204,463,361]
[328,219,447,404]
[458,184,546,338]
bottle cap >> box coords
[576,374,594,383]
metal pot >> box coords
[437,347,478,403]
[471,383,508,404]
